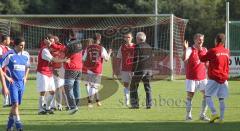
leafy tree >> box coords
[0,0,27,14]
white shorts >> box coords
[37,72,55,92]
[185,79,207,92]
[205,79,229,98]
[53,67,65,88]
[85,70,102,88]
[120,71,132,83]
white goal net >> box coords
[0,14,188,80]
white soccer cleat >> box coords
[199,115,210,121]
[125,100,130,107]
[185,116,193,121]
[97,102,102,107]
[88,103,93,108]
[68,107,78,115]
[57,104,63,111]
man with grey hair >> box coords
[130,32,153,109]
[182,33,209,121]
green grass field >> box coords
[0,61,240,131]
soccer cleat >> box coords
[17,128,23,131]
[51,107,57,111]
[218,119,224,124]
[6,127,14,131]
[209,114,220,123]
[38,110,47,115]
[199,115,210,121]
[96,101,102,106]
[185,116,193,121]
[68,107,78,115]
[47,109,54,115]
[146,106,151,109]
[42,104,46,110]
[125,100,130,107]
[7,116,14,130]
[3,104,12,108]
[65,106,70,111]
[88,103,93,108]
[129,106,139,109]
[57,104,63,111]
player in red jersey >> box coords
[50,36,69,111]
[83,33,112,107]
[0,35,12,107]
[116,32,135,107]
[37,35,69,115]
[182,33,209,121]
[198,33,229,123]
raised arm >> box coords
[182,40,190,62]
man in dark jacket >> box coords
[130,32,153,109]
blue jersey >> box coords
[0,49,30,81]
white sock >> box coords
[86,84,90,96]
[46,95,54,110]
[63,93,69,107]
[51,94,56,108]
[206,96,217,115]
[186,97,192,117]
[57,88,63,106]
[124,88,130,104]
[219,99,225,120]
[39,96,45,111]
[89,87,96,101]
[200,97,208,117]
[55,89,61,105]
[3,94,10,105]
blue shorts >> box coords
[9,81,25,105]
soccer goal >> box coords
[0,14,188,80]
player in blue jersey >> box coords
[0,37,30,131]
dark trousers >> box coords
[130,70,152,108]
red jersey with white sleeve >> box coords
[117,43,135,71]
[0,44,11,72]
[50,43,66,69]
[185,46,207,80]
[83,44,110,74]
[0,45,10,56]
[199,44,229,84]
[37,48,54,77]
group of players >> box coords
[183,33,229,123]
[0,31,229,130]
[36,33,112,116]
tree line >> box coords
[0,0,239,47]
